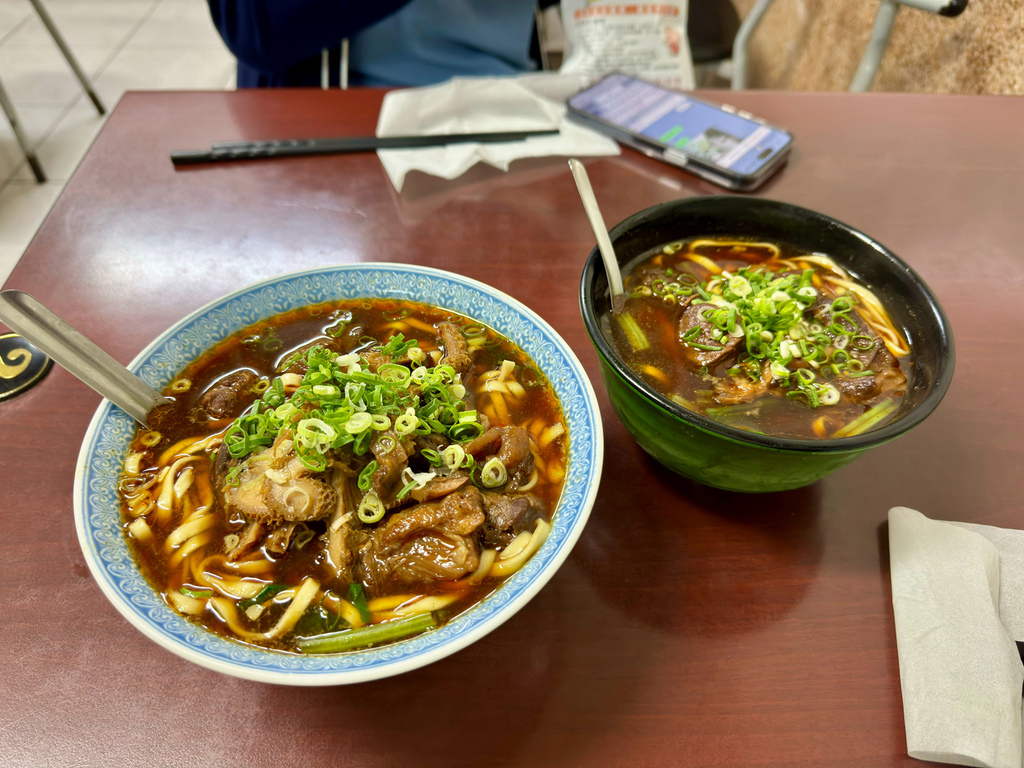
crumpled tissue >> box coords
[375,73,620,192]
[889,506,1024,768]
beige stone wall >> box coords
[732,0,1024,93]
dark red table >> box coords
[2,87,1021,768]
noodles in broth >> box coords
[606,237,911,439]
[119,299,567,654]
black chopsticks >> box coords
[170,129,561,166]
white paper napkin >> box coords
[375,73,620,191]
[889,507,1024,768]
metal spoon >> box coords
[568,158,625,311]
[0,290,171,426]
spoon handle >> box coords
[0,290,171,426]
[568,158,625,298]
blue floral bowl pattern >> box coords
[75,264,603,685]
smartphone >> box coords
[567,73,793,191]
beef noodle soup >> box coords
[119,299,567,654]
[605,237,911,439]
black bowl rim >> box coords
[579,196,956,454]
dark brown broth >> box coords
[121,299,567,652]
[603,238,910,439]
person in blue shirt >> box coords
[207,0,555,88]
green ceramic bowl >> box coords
[579,197,955,493]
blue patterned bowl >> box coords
[75,264,603,685]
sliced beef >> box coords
[410,473,469,503]
[226,519,265,561]
[436,321,472,377]
[464,426,534,490]
[325,469,363,581]
[481,491,548,548]
[678,303,741,369]
[360,347,394,374]
[713,361,772,405]
[193,370,260,422]
[264,523,299,556]
[835,373,882,404]
[355,486,485,594]
[379,485,485,545]
[815,305,907,406]
[370,429,412,508]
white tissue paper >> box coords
[375,74,620,192]
[888,507,1024,768]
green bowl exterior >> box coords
[595,351,874,493]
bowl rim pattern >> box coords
[75,263,603,685]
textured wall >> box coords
[732,0,1023,93]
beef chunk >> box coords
[194,370,259,421]
[713,361,772,405]
[370,430,411,509]
[410,473,469,503]
[835,373,882,404]
[264,522,299,556]
[436,321,472,378]
[226,520,265,561]
[464,426,534,490]
[220,440,337,524]
[677,303,741,369]
[355,486,485,594]
[481,491,548,548]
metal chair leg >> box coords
[0,74,46,183]
[26,0,106,115]
[849,0,900,92]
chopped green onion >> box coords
[420,448,442,467]
[180,587,213,599]
[344,412,372,435]
[357,491,386,524]
[688,342,725,352]
[820,384,841,406]
[727,275,752,297]
[852,334,876,351]
[479,457,508,488]
[442,444,468,471]
[293,527,316,549]
[394,407,419,436]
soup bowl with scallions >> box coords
[579,197,954,493]
[76,264,603,684]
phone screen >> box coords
[568,74,792,178]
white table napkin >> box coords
[889,507,1024,768]
[375,73,620,192]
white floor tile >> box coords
[0,0,235,285]
[0,41,112,104]
[0,0,32,43]
[0,178,63,251]
[3,0,157,48]
[131,0,223,48]
[95,44,235,106]
[8,99,104,181]
[0,103,67,179]
[0,244,25,284]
